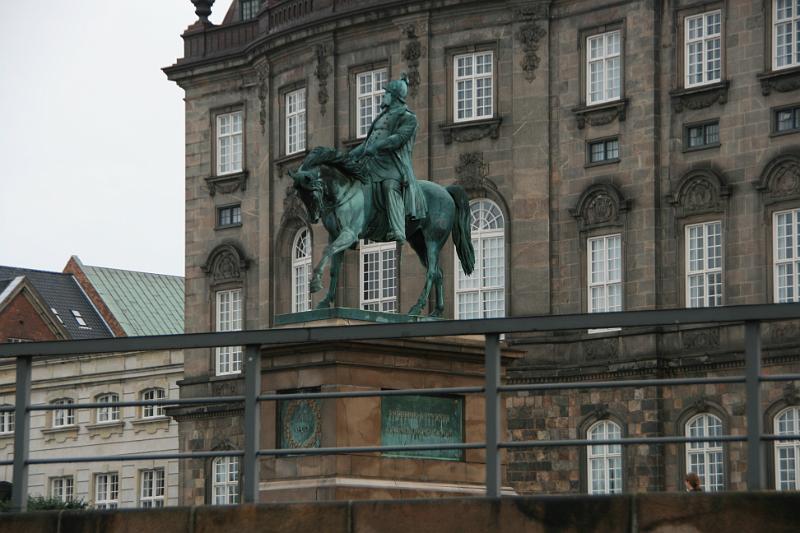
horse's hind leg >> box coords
[409,241,442,317]
[431,266,445,317]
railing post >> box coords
[484,333,501,498]
[11,356,32,511]
[745,320,765,491]
[243,344,261,503]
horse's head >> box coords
[288,147,349,223]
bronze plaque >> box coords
[381,395,464,461]
[278,398,322,449]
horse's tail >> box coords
[446,185,475,276]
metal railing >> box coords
[2,304,800,510]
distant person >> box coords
[684,472,702,492]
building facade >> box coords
[0,258,184,507]
[165,0,800,499]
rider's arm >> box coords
[377,113,416,152]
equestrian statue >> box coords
[289,74,475,316]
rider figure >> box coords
[346,75,427,241]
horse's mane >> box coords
[302,146,366,184]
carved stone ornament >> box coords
[202,242,250,285]
[570,183,630,231]
[783,383,800,405]
[281,185,310,225]
[515,6,548,82]
[314,44,331,116]
[572,99,628,129]
[592,404,610,421]
[256,61,269,134]
[454,151,497,194]
[205,170,248,197]
[770,321,800,343]
[692,397,708,413]
[670,80,729,113]
[585,338,618,361]
[440,117,503,145]
[400,23,424,97]
[682,328,720,351]
[758,67,800,96]
[668,168,731,218]
[754,153,800,205]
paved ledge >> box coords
[3,493,798,533]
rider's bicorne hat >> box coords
[384,74,409,103]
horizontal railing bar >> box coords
[2,304,799,357]
[760,434,800,441]
[0,460,10,465]
[0,405,13,412]
[258,443,486,457]
[500,435,748,448]
[27,450,244,465]
[760,373,800,382]
[258,386,484,402]
[500,376,745,393]
[26,396,245,411]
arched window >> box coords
[685,413,724,491]
[587,420,622,494]
[212,456,239,504]
[775,406,800,490]
[96,393,120,423]
[360,239,397,312]
[52,398,75,428]
[0,405,13,434]
[292,228,312,312]
[141,388,167,418]
[455,199,505,319]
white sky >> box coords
[0,1,232,277]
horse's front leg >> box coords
[310,230,357,294]
[409,244,442,316]
[316,251,343,308]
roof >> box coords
[0,266,113,340]
[79,263,184,336]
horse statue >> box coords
[289,146,475,316]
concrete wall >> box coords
[3,494,799,533]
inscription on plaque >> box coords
[278,398,322,449]
[381,395,464,461]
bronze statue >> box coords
[289,75,475,316]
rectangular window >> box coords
[775,106,800,133]
[357,69,388,138]
[454,51,494,122]
[216,111,243,175]
[360,240,397,313]
[588,138,620,164]
[140,468,165,508]
[774,0,800,69]
[685,121,720,149]
[686,221,723,308]
[217,205,242,228]
[142,388,166,418]
[588,234,623,314]
[0,409,13,434]
[52,399,75,428]
[240,0,261,21]
[216,289,243,375]
[71,310,90,329]
[685,10,722,87]
[95,473,119,509]
[213,456,240,504]
[774,208,800,302]
[286,89,306,155]
[587,30,621,105]
[51,477,74,503]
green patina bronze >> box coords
[289,74,475,316]
[381,395,464,461]
[278,398,322,449]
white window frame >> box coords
[774,208,800,302]
[71,310,90,329]
[684,10,722,88]
[216,111,243,175]
[360,239,398,312]
[291,228,312,313]
[587,420,623,495]
[455,199,505,319]
[685,413,724,492]
[586,30,622,105]
[52,398,75,428]
[94,472,119,509]
[453,51,494,123]
[216,289,243,375]
[0,405,13,434]
[212,456,240,505]
[775,406,800,490]
[96,393,120,424]
[685,221,723,308]
[142,388,167,418]
[140,468,166,508]
[50,476,74,503]
[286,88,306,155]
[356,68,388,138]
[587,234,622,333]
[773,0,800,70]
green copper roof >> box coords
[81,262,184,336]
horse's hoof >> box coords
[310,279,322,293]
[430,309,443,318]
[315,300,331,310]
[408,305,423,316]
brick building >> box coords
[165,0,800,500]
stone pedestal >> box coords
[258,308,520,501]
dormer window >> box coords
[241,0,261,21]
[52,308,63,324]
[71,310,90,329]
